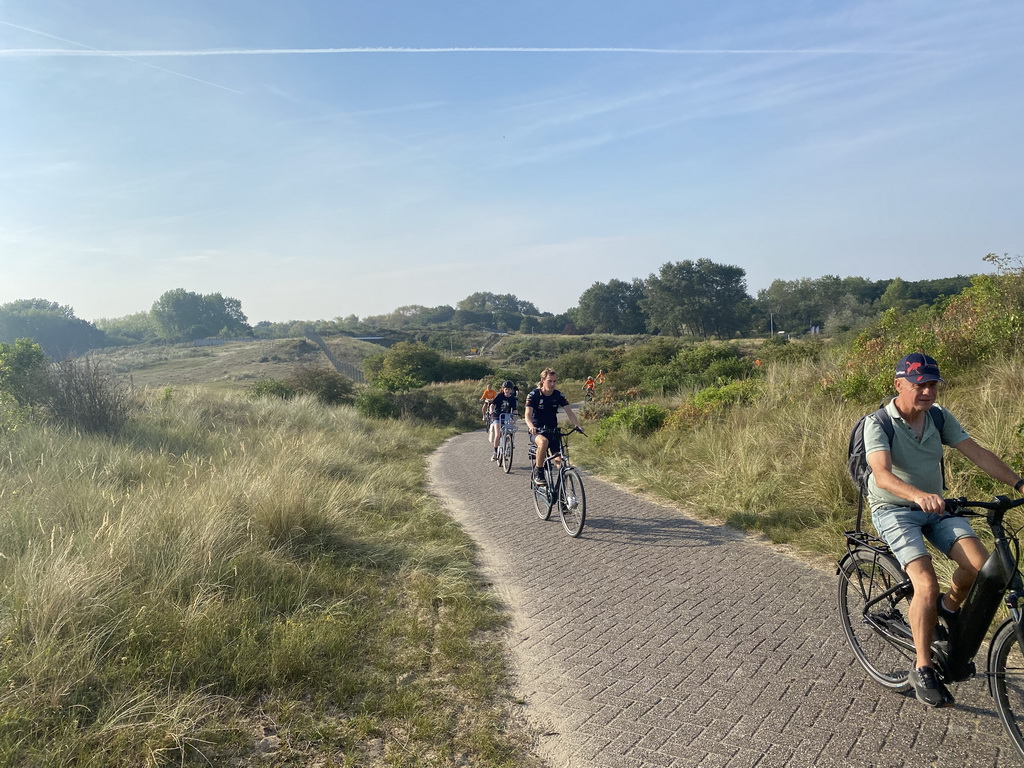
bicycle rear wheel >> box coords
[501,432,514,474]
[558,467,586,537]
[532,469,552,520]
[990,619,1024,758]
[837,547,914,691]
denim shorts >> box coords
[871,504,979,568]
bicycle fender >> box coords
[836,552,854,576]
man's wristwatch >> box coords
[1015,479,1024,493]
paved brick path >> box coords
[429,429,1020,768]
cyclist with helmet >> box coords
[488,381,519,461]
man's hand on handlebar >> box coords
[912,492,946,514]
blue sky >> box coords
[1,1,1022,324]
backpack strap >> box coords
[930,405,947,490]
[856,407,894,531]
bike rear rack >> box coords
[843,529,895,558]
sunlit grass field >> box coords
[0,388,536,767]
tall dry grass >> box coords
[0,388,535,767]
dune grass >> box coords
[574,353,1024,576]
[0,389,536,767]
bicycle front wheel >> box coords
[501,433,514,474]
[837,547,913,691]
[558,468,586,537]
[532,470,551,520]
[990,619,1024,758]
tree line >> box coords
[0,264,976,359]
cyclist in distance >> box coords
[525,368,584,486]
[488,381,519,461]
[479,383,497,421]
[583,376,596,399]
[865,353,1024,707]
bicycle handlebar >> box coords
[534,425,587,438]
[942,495,1024,523]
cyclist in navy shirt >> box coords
[524,368,583,485]
[488,381,519,460]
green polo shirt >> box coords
[864,400,969,510]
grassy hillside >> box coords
[89,336,384,391]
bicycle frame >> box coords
[945,512,1022,680]
[530,427,577,495]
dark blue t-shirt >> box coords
[525,388,569,430]
[491,393,518,415]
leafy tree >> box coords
[519,316,541,334]
[0,299,106,359]
[641,260,750,339]
[150,289,250,340]
[878,277,918,313]
[94,312,160,344]
[575,279,647,334]
[456,292,539,316]
[754,274,973,336]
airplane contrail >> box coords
[0,45,926,57]
[0,20,244,92]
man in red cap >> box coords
[865,353,1024,707]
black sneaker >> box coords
[533,470,547,486]
[937,593,959,625]
[909,666,955,708]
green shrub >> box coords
[396,390,459,425]
[690,379,759,410]
[287,366,356,405]
[490,368,527,391]
[365,342,492,391]
[703,357,754,383]
[593,402,669,444]
[757,336,826,364]
[0,391,29,431]
[354,389,400,419]
[0,338,48,405]
[550,350,601,380]
[45,357,135,435]
[441,357,492,382]
[248,377,297,400]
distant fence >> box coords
[303,328,365,383]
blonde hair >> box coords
[538,368,557,388]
